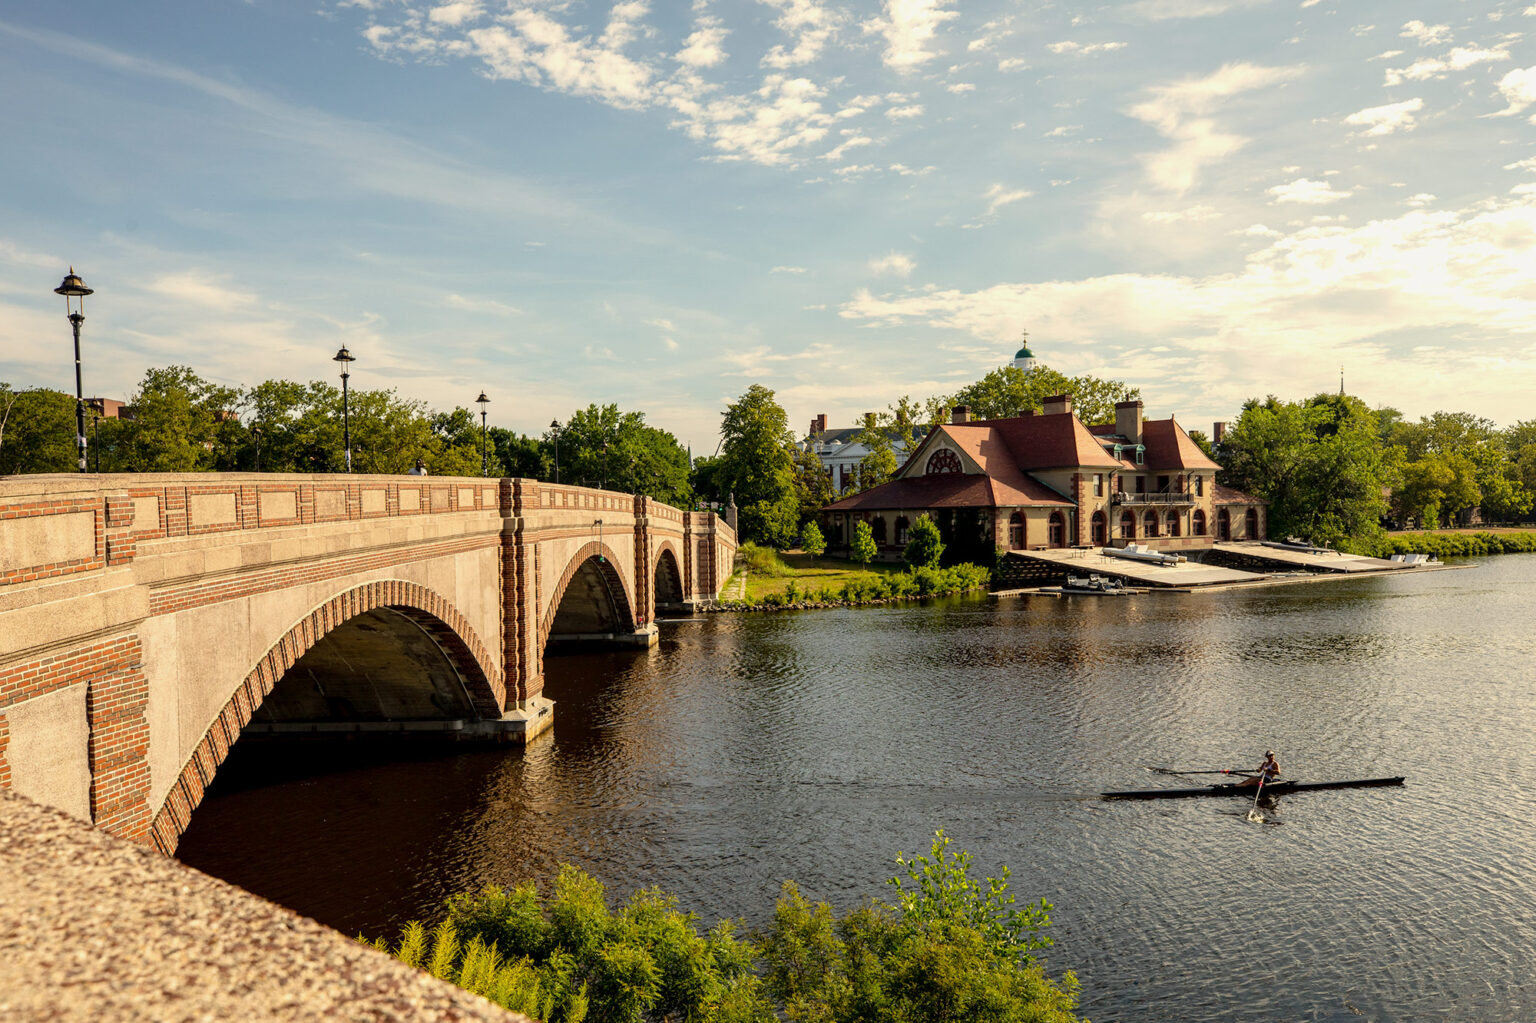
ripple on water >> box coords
[176,555,1536,1022]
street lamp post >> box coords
[550,418,561,484]
[253,423,263,472]
[333,346,355,472]
[602,438,608,490]
[475,391,490,477]
[54,268,93,473]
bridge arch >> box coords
[653,542,684,611]
[541,541,638,649]
[149,579,501,854]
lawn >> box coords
[731,548,905,601]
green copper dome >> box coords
[1015,345,1034,359]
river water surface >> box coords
[179,554,1536,1022]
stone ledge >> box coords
[0,789,528,1023]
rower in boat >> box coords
[1234,750,1280,788]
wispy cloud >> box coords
[869,252,916,276]
[1383,44,1510,86]
[1267,177,1353,204]
[1344,97,1424,137]
[1047,40,1128,55]
[983,184,1032,215]
[1129,62,1303,193]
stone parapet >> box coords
[0,788,529,1023]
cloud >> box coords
[1047,40,1128,55]
[983,184,1032,214]
[1399,20,1451,46]
[1142,205,1220,223]
[145,270,260,309]
[869,252,916,276]
[446,292,522,316]
[1267,177,1353,204]
[1489,66,1536,118]
[1044,124,1081,137]
[771,265,809,273]
[947,81,975,93]
[1123,0,1267,21]
[428,2,483,28]
[675,16,728,67]
[760,0,842,68]
[1129,62,1303,193]
[837,192,1536,420]
[1383,45,1510,86]
[863,0,958,71]
[886,104,925,120]
[1344,97,1424,136]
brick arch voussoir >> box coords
[148,580,503,855]
[539,541,637,652]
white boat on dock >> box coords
[1103,544,1185,566]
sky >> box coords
[2,0,1534,452]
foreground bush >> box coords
[371,833,1084,1023]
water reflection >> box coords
[178,556,1536,1022]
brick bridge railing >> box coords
[0,472,735,852]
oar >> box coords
[1246,774,1267,823]
[1147,767,1255,776]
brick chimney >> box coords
[1042,394,1073,416]
[1115,400,1144,444]
[1213,421,1227,445]
[810,413,827,435]
[951,405,971,424]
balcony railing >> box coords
[1113,491,1197,505]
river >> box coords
[177,554,1536,1022]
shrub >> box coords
[903,514,944,569]
[374,865,772,1023]
[736,542,790,576]
[850,520,878,565]
[799,521,827,557]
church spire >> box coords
[1011,329,1037,373]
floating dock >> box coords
[997,541,1425,592]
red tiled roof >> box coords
[1213,483,1263,504]
[823,470,1071,511]
[1141,419,1221,471]
[939,416,1123,472]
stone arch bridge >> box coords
[0,473,735,854]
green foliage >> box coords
[888,831,1053,963]
[381,839,1079,1023]
[791,445,836,526]
[737,541,791,576]
[1342,530,1536,559]
[375,864,773,1023]
[759,836,1083,1023]
[799,520,827,557]
[850,520,878,565]
[903,514,944,569]
[0,385,78,473]
[550,403,693,503]
[1218,393,1396,546]
[717,385,799,547]
[946,364,1139,425]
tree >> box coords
[799,520,827,556]
[116,366,239,472]
[855,416,898,491]
[490,427,549,480]
[946,365,1138,425]
[0,385,79,474]
[903,514,944,568]
[791,443,835,526]
[1219,393,1396,545]
[851,519,877,564]
[716,385,798,547]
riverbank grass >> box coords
[724,544,990,607]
